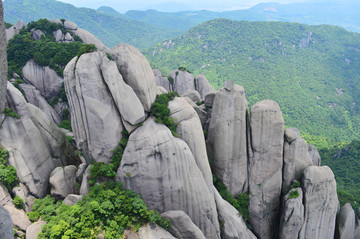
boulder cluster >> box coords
[1,17,360,239]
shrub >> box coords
[13,196,24,209]
[0,147,18,191]
[58,120,72,131]
[288,190,299,199]
[3,108,19,119]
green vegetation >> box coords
[213,175,250,226]
[29,182,169,238]
[320,140,360,208]
[288,190,299,199]
[3,108,19,119]
[89,130,129,185]
[150,92,179,137]
[0,147,18,191]
[5,22,13,29]
[58,120,72,131]
[13,196,24,209]
[146,19,360,149]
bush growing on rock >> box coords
[0,147,18,190]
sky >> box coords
[56,0,312,13]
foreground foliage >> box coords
[0,147,18,191]
[29,182,170,239]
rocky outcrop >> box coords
[0,205,13,239]
[282,127,313,194]
[64,53,124,163]
[182,89,201,103]
[299,166,338,239]
[207,81,249,196]
[168,70,195,95]
[161,210,206,239]
[20,84,62,124]
[112,43,157,112]
[279,188,304,239]
[213,188,257,239]
[0,1,6,113]
[195,74,215,99]
[169,97,213,191]
[31,29,45,41]
[123,223,176,239]
[248,99,284,239]
[153,69,171,91]
[63,194,83,206]
[308,144,321,166]
[26,221,46,239]
[336,203,355,239]
[117,118,220,239]
[0,82,79,197]
[5,21,26,43]
[22,59,63,100]
[49,165,77,200]
[4,204,31,231]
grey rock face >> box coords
[156,86,168,95]
[0,183,13,207]
[299,166,338,239]
[308,144,321,166]
[1,83,79,197]
[72,28,107,51]
[112,43,157,112]
[117,118,220,239]
[5,21,26,43]
[207,84,248,195]
[184,97,208,127]
[0,205,13,239]
[161,210,206,239]
[63,194,83,206]
[168,70,195,95]
[50,165,77,200]
[279,188,304,239]
[80,165,91,195]
[248,99,284,239]
[4,204,31,231]
[168,97,213,191]
[195,74,215,99]
[182,89,201,103]
[22,59,63,100]
[20,84,62,124]
[53,29,63,42]
[213,187,257,239]
[124,223,176,239]
[336,203,355,239]
[0,1,6,113]
[64,53,124,163]
[283,128,313,194]
[154,69,171,91]
[32,29,45,40]
[26,221,46,239]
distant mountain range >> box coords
[4,0,360,50]
[145,19,360,148]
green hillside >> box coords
[145,19,360,148]
[3,0,182,49]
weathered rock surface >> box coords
[0,2,6,113]
[184,97,208,127]
[168,70,195,96]
[100,57,145,125]
[248,99,284,239]
[156,86,168,95]
[63,194,83,206]
[308,144,321,166]
[336,203,355,239]
[207,82,249,195]
[1,82,79,197]
[154,69,171,91]
[31,29,45,40]
[50,165,77,200]
[169,97,213,191]
[299,166,338,239]
[195,74,215,99]
[5,21,26,43]
[117,118,220,239]
[161,210,206,239]
[213,187,257,239]
[0,183,13,207]
[182,89,201,103]
[26,221,46,239]
[4,204,31,231]
[112,43,157,112]
[0,205,13,239]
[123,223,176,239]
[12,183,30,212]
[80,165,91,195]
[22,59,63,100]
[283,128,313,194]
[64,53,123,163]
[279,188,304,239]
[20,84,62,124]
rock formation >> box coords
[168,69,195,95]
[207,80,249,196]
[336,203,355,239]
[308,144,321,166]
[0,1,6,113]
[49,165,77,200]
[5,21,26,43]
[248,99,284,239]
[195,74,215,99]
[0,205,13,239]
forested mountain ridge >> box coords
[145,19,360,148]
[3,0,182,49]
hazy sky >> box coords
[57,0,311,13]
